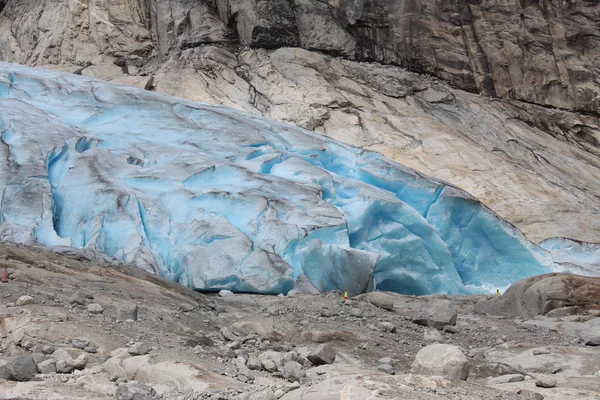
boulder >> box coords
[41,344,55,355]
[258,351,282,372]
[423,329,443,342]
[379,322,397,333]
[0,359,12,380]
[76,375,118,396]
[115,382,157,400]
[307,344,336,365]
[377,364,394,374]
[15,295,35,306]
[410,300,457,329]
[411,344,469,380]
[246,355,262,371]
[179,303,196,312]
[262,359,278,373]
[535,376,557,388]
[117,303,138,322]
[37,359,57,374]
[72,337,90,349]
[585,337,600,346]
[364,292,395,311]
[87,303,104,314]
[8,354,38,381]
[475,274,600,318]
[517,390,545,400]
[487,374,524,384]
[128,342,151,356]
[282,361,305,382]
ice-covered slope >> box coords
[0,63,558,295]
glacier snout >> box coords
[0,63,556,295]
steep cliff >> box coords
[0,0,599,243]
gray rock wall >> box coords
[1,0,599,114]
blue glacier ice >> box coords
[539,237,600,275]
[0,62,562,295]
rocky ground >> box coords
[0,240,599,400]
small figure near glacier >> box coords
[495,289,501,296]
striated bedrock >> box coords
[0,0,599,115]
[0,63,565,295]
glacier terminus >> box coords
[0,63,578,296]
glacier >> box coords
[0,62,562,296]
[539,238,600,275]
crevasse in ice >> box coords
[0,63,557,295]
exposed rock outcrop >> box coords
[475,273,600,318]
[2,0,599,114]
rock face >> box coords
[476,273,600,318]
[0,1,599,247]
[2,0,599,115]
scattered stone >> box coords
[84,345,98,354]
[37,359,57,374]
[76,375,118,396]
[320,308,339,317]
[16,295,35,306]
[518,389,545,400]
[307,344,336,365]
[8,354,38,381]
[220,327,240,342]
[411,344,470,380]
[350,308,363,318]
[487,374,525,384]
[424,329,443,342]
[379,322,396,333]
[262,359,278,373]
[227,341,241,350]
[443,325,461,334]
[115,382,157,400]
[249,389,278,400]
[0,360,12,380]
[218,290,234,297]
[366,292,395,311]
[237,374,250,383]
[87,303,104,314]
[532,348,551,355]
[56,359,75,374]
[179,303,196,312]
[116,303,138,322]
[72,337,90,349]
[243,356,260,371]
[40,344,55,355]
[377,364,394,374]
[535,376,557,388]
[69,290,87,306]
[585,337,600,346]
[282,361,305,382]
[378,357,393,365]
[128,342,151,356]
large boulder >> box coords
[411,344,470,381]
[409,300,457,329]
[475,273,600,318]
[7,354,38,381]
[307,344,336,365]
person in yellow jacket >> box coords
[495,289,501,296]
